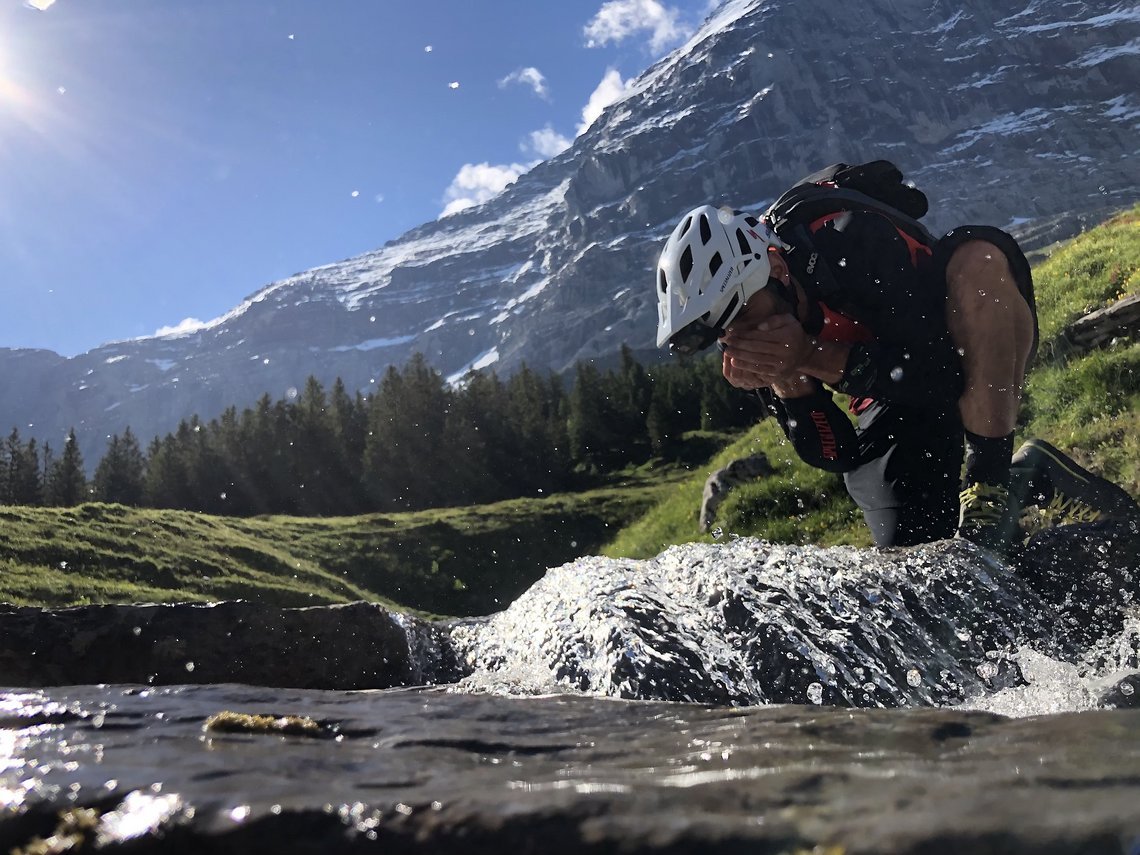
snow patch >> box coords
[944,108,1056,154]
[146,359,177,373]
[446,347,501,386]
[1015,7,1140,34]
[104,355,128,365]
[1103,95,1140,123]
[328,335,416,352]
[1072,38,1140,68]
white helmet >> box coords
[655,205,787,355]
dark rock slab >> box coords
[2,685,1140,854]
[0,601,461,690]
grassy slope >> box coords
[0,481,673,616]
[604,205,1140,558]
[1019,206,1140,494]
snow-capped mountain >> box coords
[4,0,1139,463]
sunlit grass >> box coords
[0,480,672,616]
[602,422,868,559]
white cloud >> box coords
[25,0,57,9]
[584,0,692,53]
[448,81,460,89]
[525,126,572,159]
[154,318,206,338]
[441,161,533,217]
[498,66,550,100]
[578,67,634,134]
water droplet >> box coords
[890,366,904,382]
[717,206,734,225]
[185,661,195,672]
[1120,682,1135,697]
[906,669,922,687]
[837,258,847,267]
[806,682,824,704]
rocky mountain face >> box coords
[3,0,1138,462]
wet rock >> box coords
[700,454,773,532]
[2,685,1140,855]
[0,601,462,690]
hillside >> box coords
[0,479,673,617]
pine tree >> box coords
[567,362,623,471]
[8,435,43,506]
[93,428,146,506]
[362,355,450,510]
[46,429,88,506]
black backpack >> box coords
[763,160,937,302]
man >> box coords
[654,170,1135,550]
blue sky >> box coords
[0,0,713,356]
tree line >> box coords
[0,347,761,516]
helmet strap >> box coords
[767,275,799,320]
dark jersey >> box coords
[760,209,963,473]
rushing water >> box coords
[452,532,1138,714]
[2,524,1139,852]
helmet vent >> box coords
[744,215,759,228]
[708,252,723,277]
[679,246,694,283]
[658,269,668,294]
[735,229,751,256]
[699,215,712,245]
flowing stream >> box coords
[2,524,1139,852]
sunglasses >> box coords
[667,319,725,356]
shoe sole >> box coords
[1012,438,1140,520]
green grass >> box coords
[602,422,868,559]
[0,479,674,616]
[0,502,378,609]
[1019,206,1140,494]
